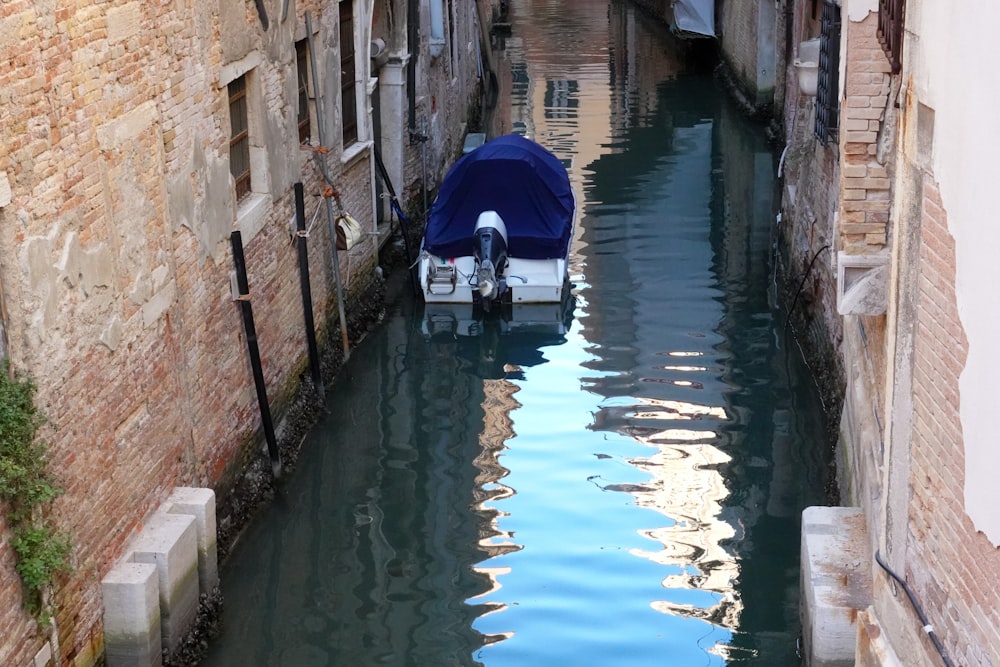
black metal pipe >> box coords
[252,0,269,30]
[295,183,325,395]
[230,231,282,479]
[373,148,418,296]
[407,0,418,136]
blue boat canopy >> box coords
[423,134,574,260]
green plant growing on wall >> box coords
[0,360,71,625]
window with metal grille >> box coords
[228,75,252,201]
[814,1,841,145]
[339,0,357,146]
[877,0,904,74]
[295,40,311,144]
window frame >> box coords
[339,0,358,147]
[814,1,841,146]
[295,39,312,145]
[877,0,904,75]
[228,75,252,202]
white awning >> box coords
[673,0,715,38]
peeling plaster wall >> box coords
[913,1,1000,544]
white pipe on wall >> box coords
[429,0,445,57]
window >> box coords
[339,0,357,146]
[814,1,841,145]
[228,75,251,201]
[295,40,311,144]
[877,0,904,74]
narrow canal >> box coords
[201,2,831,665]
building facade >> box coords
[0,0,487,664]
[781,0,1000,664]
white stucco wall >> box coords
[912,1,1000,543]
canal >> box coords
[201,2,831,665]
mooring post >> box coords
[305,10,351,361]
[230,231,282,479]
[295,182,325,396]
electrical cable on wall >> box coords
[874,551,955,667]
[784,244,830,333]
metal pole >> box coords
[373,147,418,296]
[306,11,351,360]
[421,115,429,215]
[230,231,282,479]
[294,182,325,395]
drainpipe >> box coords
[407,0,418,138]
[429,0,445,58]
[361,1,380,271]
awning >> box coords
[673,0,715,38]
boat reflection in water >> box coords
[420,295,575,381]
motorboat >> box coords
[418,133,575,312]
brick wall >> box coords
[0,0,478,664]
[719,0,760,96]
[839,11,892,254]
[778,103,844,410]
[903,179,1000,665]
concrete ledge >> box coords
[131,512,200,652]
[102,486,218,664]
[102,562,162,667]
[801,506,873,667]
[167,486,219,594]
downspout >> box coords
[407,0,418,138]
[429,0,445,58]
[362,0,380,271]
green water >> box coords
[201,2,829,665]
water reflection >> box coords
[203,1,829,665]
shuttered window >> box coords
[877,0,904,74]
[295,40,311,144]
[339,0,357,146]
[814,1,841,145]
[228,76,252,201]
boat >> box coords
[418,133,575,312]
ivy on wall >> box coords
[0,360,71,625]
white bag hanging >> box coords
[335,213,363,250]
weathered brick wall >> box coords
[900,179,1000,665]
[839,11,892,254]
[0,0,478,664]
[399,0,478,208]
[718,0,777,109]
[778,99,844,411]
[719,0,759,88]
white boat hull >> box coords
[419,253,569,304]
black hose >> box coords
[784,244,830,332]
[874,550,955,667]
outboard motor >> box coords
[472,211,509,311]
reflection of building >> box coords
[564,1,810,662]
[594,396,743,630]
[474,377,521,561]
[470,377,521,644]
